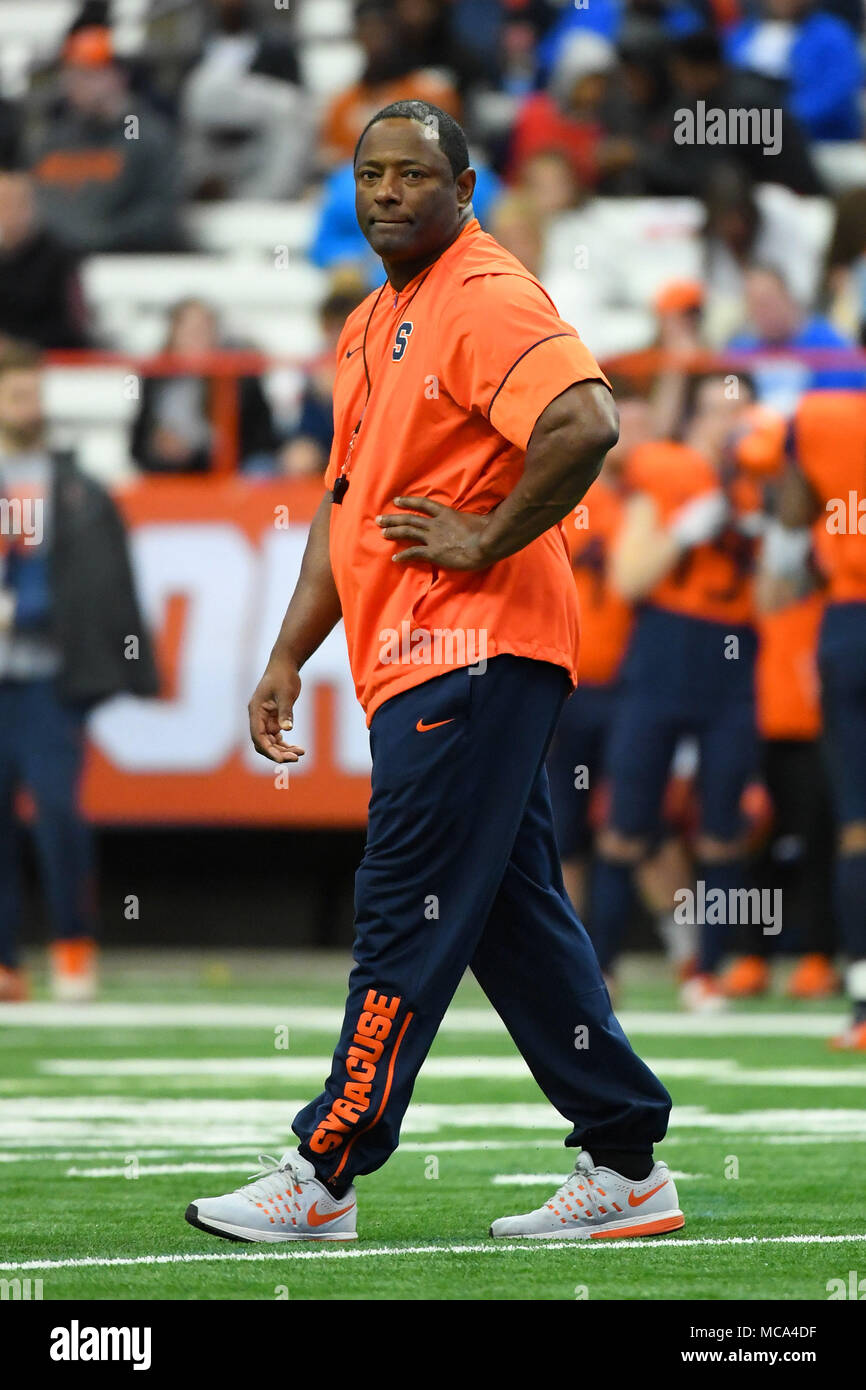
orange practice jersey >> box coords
[756,592,825,741]
[324,217,611,723]
[795,392,866,604]
[625,441,757,626]
[567,475,632,684]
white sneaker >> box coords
[489,1151,684,1240]
[680,973,727,1013]
[185,1151,357,1243]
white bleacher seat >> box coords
[44,366,138,484]
[84,255,325,311]
[294,0,354,42]
[49,423,138,487]
[225,310,322,358]
[43,367,138,425]
[185,201,318,258]
[83,254,327,351]
[0,0,76,96]
[0,1,75,48]
[299,39,363,99]
[813,142,866,194]
[542,198,704,354]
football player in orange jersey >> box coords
[765,392,866,1046]
[547,383,697,987]
[590,372,769,1010]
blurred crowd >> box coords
[0,0,862,475]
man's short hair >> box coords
[353,100,470,180]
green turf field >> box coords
[2,950,865,1301]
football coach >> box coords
[187,101,682,1244]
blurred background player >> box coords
[0,343,157,1002]
[768,391,866,1047]
[591,373,770,1009]
[546,380,696,987]
[720,551,839,999]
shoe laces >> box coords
[547,1154,607,1221]
[237,1153,305,1209]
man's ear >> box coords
[456,167,477,210]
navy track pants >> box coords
[293,655,671,1192]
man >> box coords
[319,3,461,170]
[635,31,823,198]
[28,25,184,254]
[766,391,866,1047]
[726,0,863,142]
[0,171,88,350]
[187,101,681,1243]
[546,386,697,991]
[181,0,312,200]
[728,266,866,413]
[0,343,158,1001]
[595,374,768,1011]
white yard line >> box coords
[3,1232,866,1274]
[0,1003,846,1036]
[37,1055,866,1087]
[3,1099,866,1144]
[61,1163,708,1181]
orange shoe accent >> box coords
[829,1021,866,1051]
[590,1213,684,1240]
[50,938,96,976]
[719,955,770,998]
[0,966,28,1002]
[307,1201,355,1228]
[786,954,841,1000]
[415,718,455,733]
[627,1179,669,1208]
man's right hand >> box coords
[248,656,306,763]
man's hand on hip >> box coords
[376,497,493,570]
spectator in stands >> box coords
[181,0,312,200]
[450,0,552,86]
[632,30,824,196]
[650,280,711,439]
[506,32,621,192]
[396,0,489,101]
[728,264,866,408]
[0,341,158,1003]
[28,25,184,254]
[726,0,863,142]
[0,171,88,350]
[605,17,674,195]
[318,0,461,170]
[702,165,827,344]
[273,284,368,479]
[131,298,275,475]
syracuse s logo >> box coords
[392,321,414,362]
